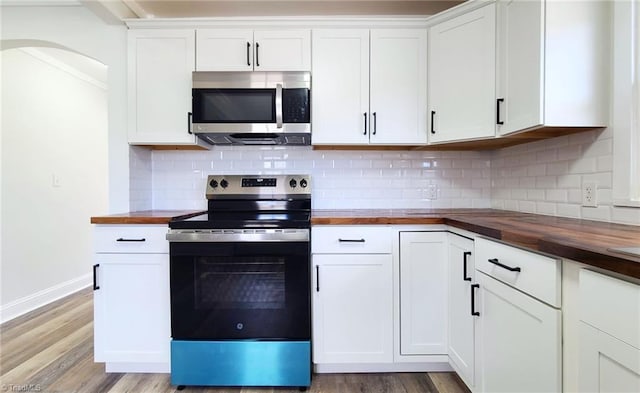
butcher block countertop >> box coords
[90,210,204,225]
[90,208,640,279]
[312,209,640,279]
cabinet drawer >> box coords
[580,269,640,349]
[475,237,561,307]
[94,225,169,253]
[312,226,392,254]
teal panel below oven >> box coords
[171,340,311,387]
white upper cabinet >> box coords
[496,0,610,135]
[370,29,428,145]
[311,29,370,145]
[127,29,201,146]
[312,28,428,145]
[196,29,311,71]
[428,3,496,143]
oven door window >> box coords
[192,88,276,123]
[170,241,310,340]
[195,256,285,310]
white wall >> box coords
[1,47,108,320]
[1,4,128,213]
[147,147,492,210]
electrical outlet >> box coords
[426,184,438,200]
[582,181,597,207]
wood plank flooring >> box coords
[0,288,470,393]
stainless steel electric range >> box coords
[166,174,311,389]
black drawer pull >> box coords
[463,251,472,281]
[496,98,504,125]
[487,258,521,272]
[116,238,146,242]
[316,265,320,292]
[338,238,365,243]
[471,283,479,316]
[93,264,100,290]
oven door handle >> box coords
[166,229,309,243]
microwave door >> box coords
[192,88,276,125]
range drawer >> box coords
[580,269,640,349]
[312,226,392,254]
[94,225,169,253]
[475,237,561,307]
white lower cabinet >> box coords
[474,237,562,393]
[311,226,393,364]
[93,225,170,372]
[399,231,447,355]
[578,269,640,392]
[447,233,475,388]
[312,254,393,363]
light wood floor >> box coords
[0,288,470,393]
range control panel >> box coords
[206,175,311,199]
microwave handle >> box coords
[275,83,283,128]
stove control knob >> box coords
[289,179,297,188]
[220,179,229,188]
[209,179,218,189]
[300,179,308,188]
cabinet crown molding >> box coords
[124,16,429,29]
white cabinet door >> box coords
[93,253,170,364]
[496,0,544,134]
[312,254,393,363]
[399,232,447,355]
[128,29,198,145]
[447,234,475,388]
[370,29,427,145]
[579,322,640,393]
[428,3,496,143]
[311,29,370,145]
[475,271,561,393]
[197,29,310,71]
[253,30,311,71]
[496,0,609,135]
[196,29,254,71]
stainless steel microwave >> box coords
[191,71,311,145]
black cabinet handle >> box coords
[316,265,320,292]
[430,110,436,134]
[116,238,146,242]
[463,251,472,281]
[338,238,365,243]
[187,112,193,134]
[471,283,479,316]
[255,42,260,67]
[363,112,367,135]
[246,42,251,66]
[487,258,521,272]
[496,98,504,125]
[372,112,377,135]
[93,264,100,290]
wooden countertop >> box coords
[90,208,640,278]
[312,209,640,279]
[90,210,205,225]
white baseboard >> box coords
[105,362,170,373]
[0,273,92,324]
[314,362,453,373]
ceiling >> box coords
[113,0,464,19]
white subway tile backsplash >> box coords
[129,128,637,225]
[143,147,491,210]
[491,128,638,225]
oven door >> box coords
[169,235,310,341]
